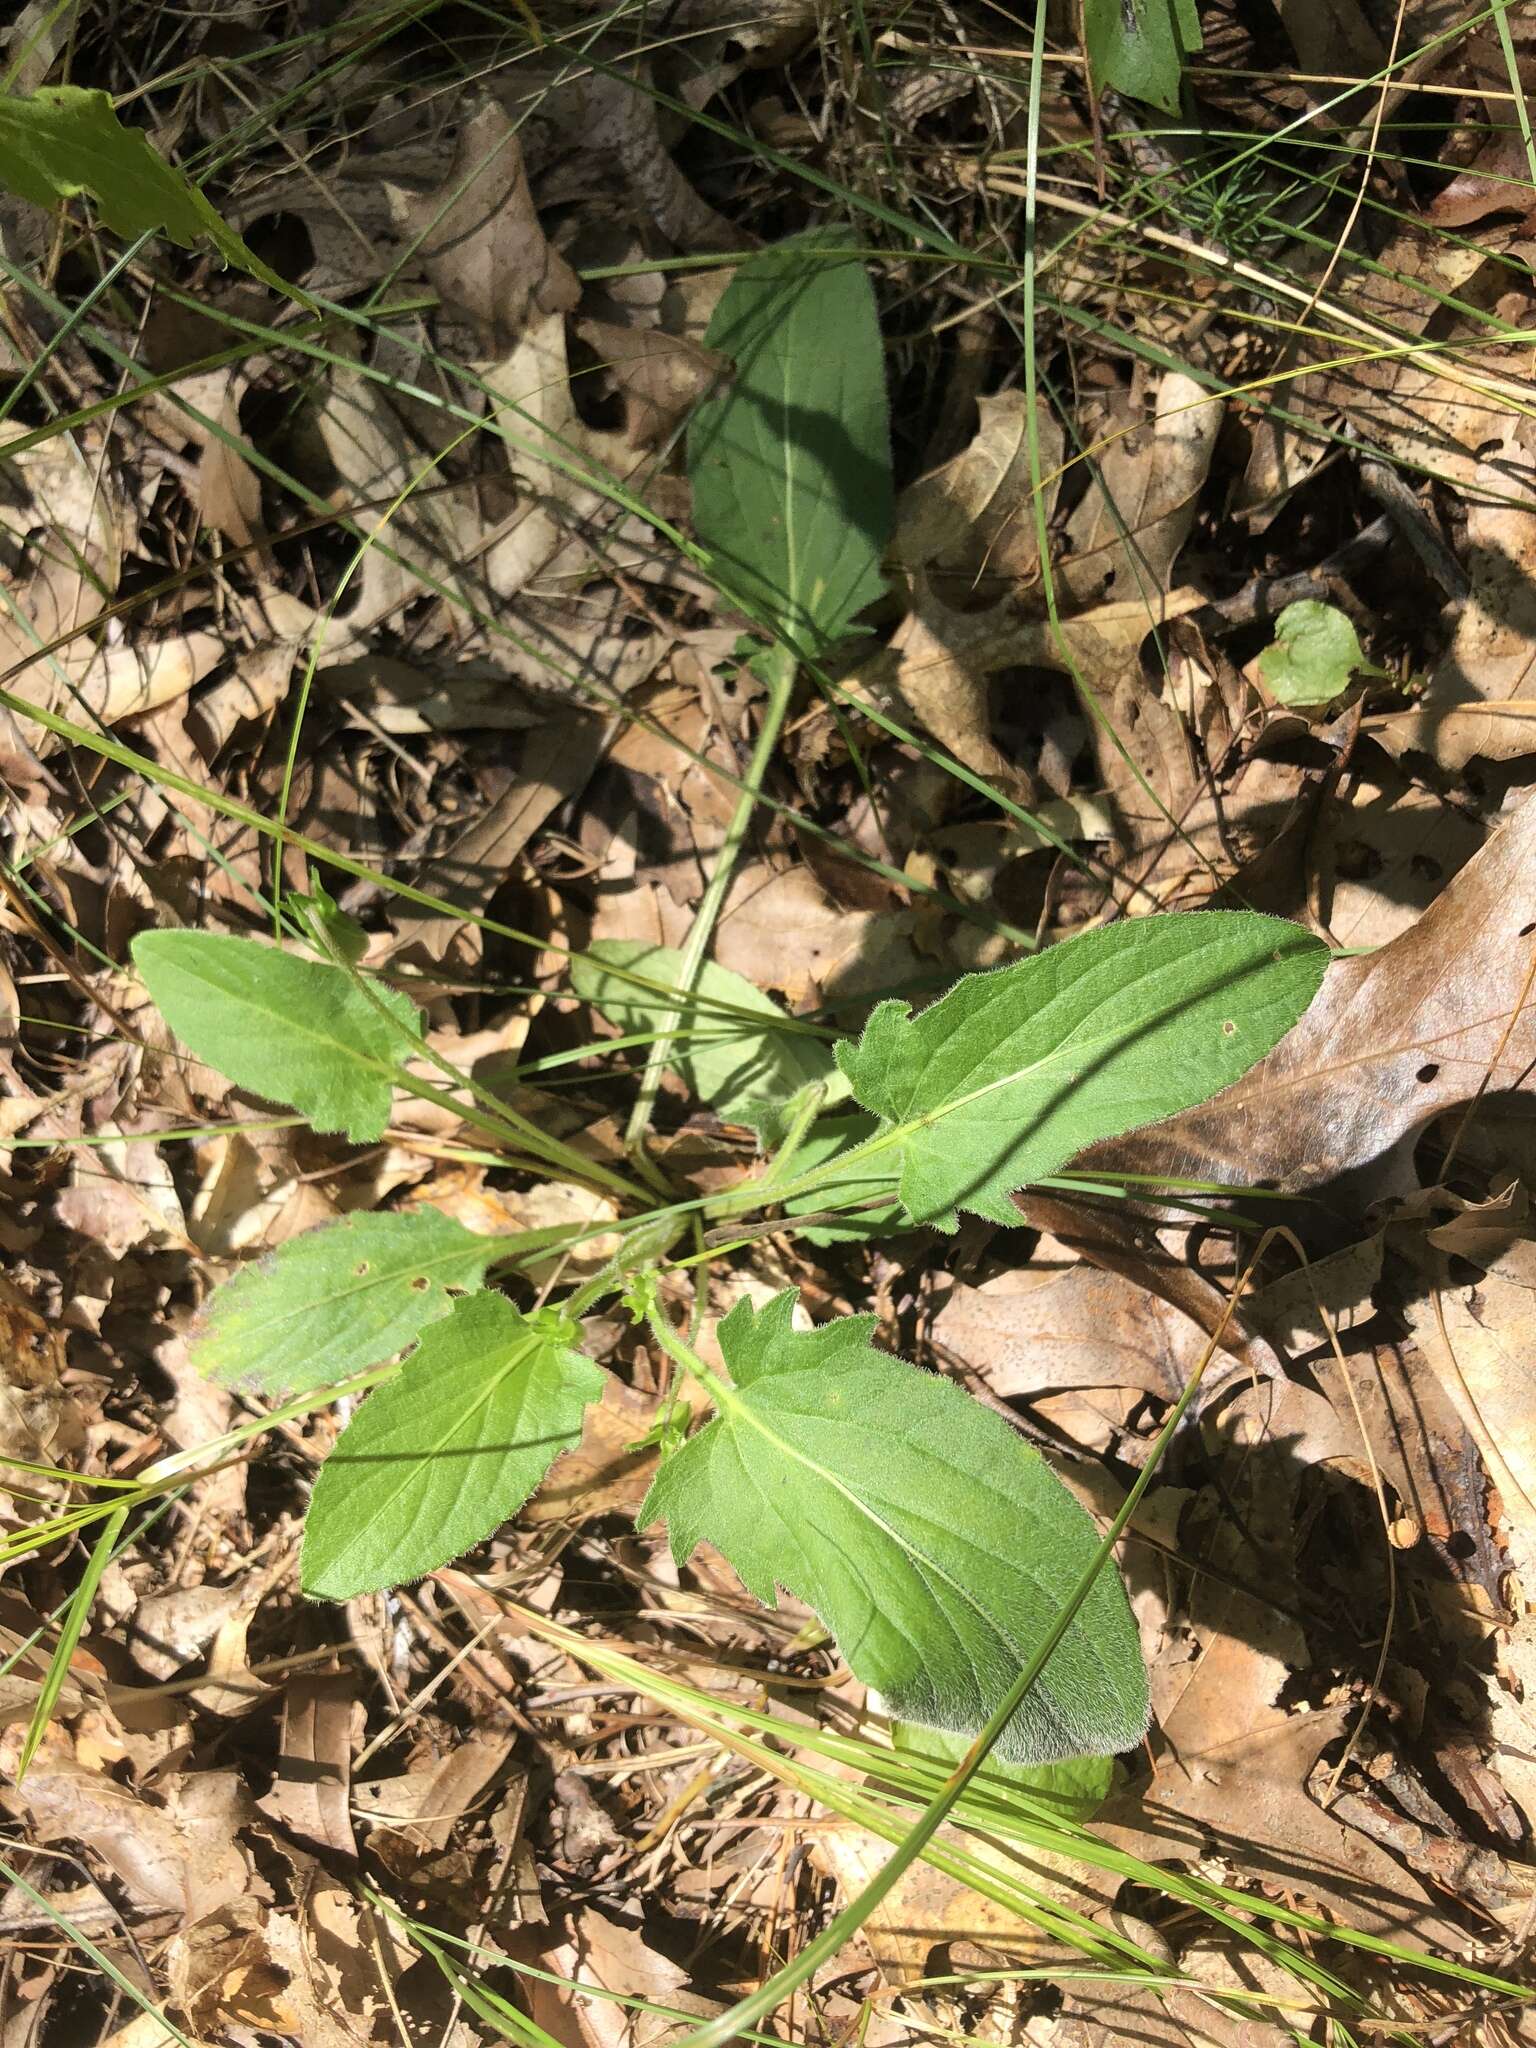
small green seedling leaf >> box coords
[890,1721,1114,1818]
[1084,0,1203,114]
[572,940,843,1138]
[191,1212,501,1396]
[133,930,419,1144]
[643,1290,1149,1764]
[689,227,892,651]
[836,910,1327,1229]
[0,86,292,292]
[302,1291,605,1601]
[1257,599,1368,707]
[290,878,369,967]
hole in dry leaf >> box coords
[1416,1062,1440,1083]
[1520,922,1536,938]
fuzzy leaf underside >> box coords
[133,930,419,1143]
[835,910,1328,1229]
[302,1291,605,1601]
[192,1212,500,1395]
[642,1291,1149,1765]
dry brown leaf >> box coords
[310,368,481,646]
[0,1275,83,1527]
[355,1733,518,1860]
[127,1581,247,1683]
[388,718,597,965]
[1084,787,1536,1205]
[715,861,921,1006]
[851,582,1208,807]
[1098,1705,1468,1946]
[518,1909,722,2048]
[933,1257,1204,1406]
[151,367,264,547]
[576,316,720,447]
[55,1130,187,1255]
[1395,1225,1536,1824]
[1061,373,1221,612]
[1430,132,1536,229]
[1056,1936,1291,2048]
[815,1817,1109,1987]
[388,100,579,350]
[522,1376,700,1526]
[1313,762,1483,948]
[1390,437,1536,767]
[258,1671,362,1862]
[165,1899,285,2039]
[892,390,1063,599]
[263,1882,411,2048]
[2,1746,262,1921]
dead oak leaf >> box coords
[1098,1705,1470,1947]
[388,100,578,350]
[1081,787,1536,1206]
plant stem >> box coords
[621,640,798,1164]
[644,1296,731,1411]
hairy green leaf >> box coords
[1084,0,1202,114]
[643,1291,1148,1765]
[0,86,290,290]
[835,911,1327,1229]
[191,1212,501,1396]
[133,931,419,1143]
[572,940,842,1137]
[1257,599,1366,707]
[302,1292,605,1601]
[890,1721,1114,1818]
[689,227,892,651]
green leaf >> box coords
[642,1291,1149,1765]
[0,86,292,293]
[1084,0,1203,114]
[689,227,892,651]
[302,1291,605,1601]
[191,1212,501,1396]
[890,1721,1113,1818]
[289,878,369,967]
[1256,599,1367,707]
[777,1113,908,1244]
[572,940,843,1137]
[133,930,419,1144]
[835,910,1328,1229]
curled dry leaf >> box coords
[1060,372,1221,612]
[257,1671,362,1862]
[1084,788,1536,1205]
[575,315,720,447]
[387,100,578,351]
[891,389,1063,598]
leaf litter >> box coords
[8,6,1536,2047]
